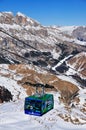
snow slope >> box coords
[0,65,27,101]
[0,12,86,47]
[0,92,86,130]
[0,64,86,130]
[58,26,78,35]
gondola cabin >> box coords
[24,93,54,116]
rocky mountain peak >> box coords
[0,11,40,26]
[15,12,40,26]
[0,12,14,24]
[16,12,26,17]
[15,12,28,26]
[0,11,86,88]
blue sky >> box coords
[0,0,86,26]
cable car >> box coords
[24,83,54,116]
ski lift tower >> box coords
[24,83,54,116]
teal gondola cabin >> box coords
[24,93,54,116]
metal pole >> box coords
[36,86,38,95]
[42,85,44,95]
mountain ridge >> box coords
[0,12,86,129]
[0,12,86,87]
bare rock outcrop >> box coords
[9,64,79,104]
[72,26,86,41]
[67,52,86,78]
[0,86,13,103]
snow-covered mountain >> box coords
[0,64,86,130]
[0,12,86,87]
[0,12,86,130]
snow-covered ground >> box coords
[57,26,78,35]
[0,92,86,130]
[0,64,86,130]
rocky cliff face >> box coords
[0,85,12,103]
[72,26,86,41]
[67,52,86,77]
[67,52,86,87]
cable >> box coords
[0,11,40,51]
[0,35,86,77]
[0,28,39,51]
[0,47,32,64]
[1,46,86,78]
[0,12,86,77]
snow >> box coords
[27,17,34,24]
[0,64,9,74]
[74,39,86,46]
[78,89,86,105]
[66,67,76,75]
[58,26,78,35]
[0,92,86,130]
[0,75,27,101]
[0,12,13,16]
[0,13,3,16]
[52,55,72,71]
[0,12,86,47]
[74,52,86,58]
[0,65,86,130]
[16,12,39,25]
[0,19,86,47]
[4,11,13,15]
[0,23,21,31]
[47,26,86,46]
[52,49,61,59]
[0,14,86,128]
[17,12,26,17]
[25,25,41,30]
